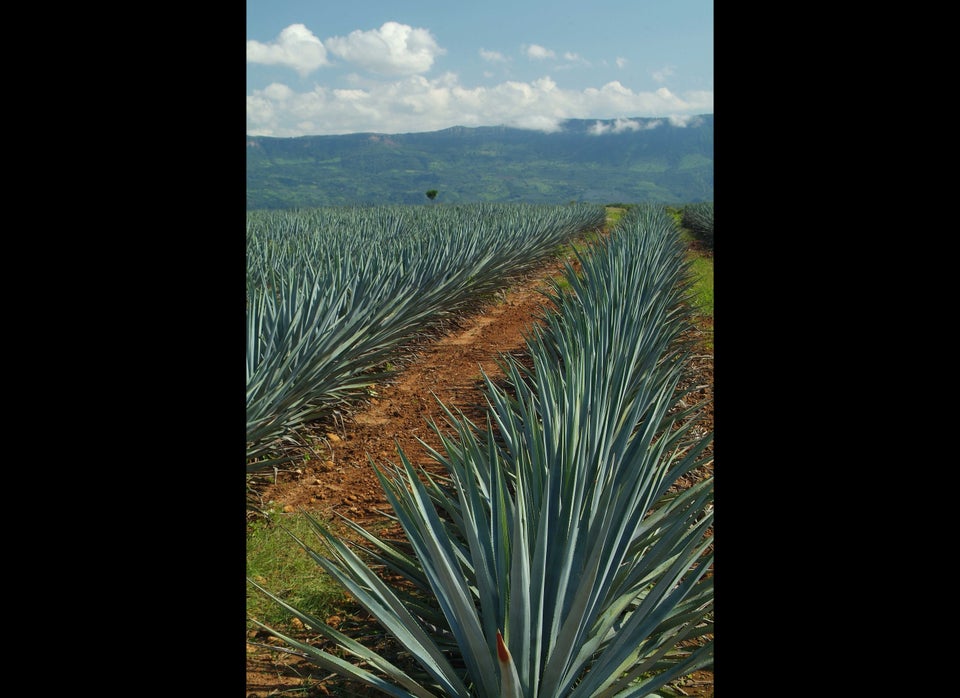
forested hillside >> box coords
[246,115,713,209]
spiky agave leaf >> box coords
[497,630,523,698]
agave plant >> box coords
[248,204,713,696]
[246,203,608,472]
[680,202,713,248]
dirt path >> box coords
[246,243,714,697]
[246,254,575,523]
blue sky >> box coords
[247,0,713,137]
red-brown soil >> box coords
[246,243,714,697]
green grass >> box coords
[666,203,713,340]
[687,254,714,352]
[665,205,684,229]
[247,508,351,630]
[689,256,713,318]
[605,205,628,228]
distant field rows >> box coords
[246,202,608,471]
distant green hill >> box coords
[246,114,713,209]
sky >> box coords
[247,0,713,137]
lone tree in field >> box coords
[425,189,438,202]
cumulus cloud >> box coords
[525,44,556,60]
[653,86,684,106]
[325,21,445,76]
[246,24,330,77]
[263,83,295,101]
[246,71,713,137]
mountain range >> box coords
[246,114,713,210]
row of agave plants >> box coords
[247,203,608,473]
[680,202,713,247]
[248,203,714,697]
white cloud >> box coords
[525,44,556,60]
[588,117,663,135]
[246,24,330,77]
[654,86,682,106]
[246,94,277,127]
[667,114,706,128]
[246,74,712,137]
[652,66,675,83]
[263,83,295,101]
[480,49,508,63]
[325,21,445,76]
[512,114,566,132]
[556,52,590,70]
[616,57,628,69]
